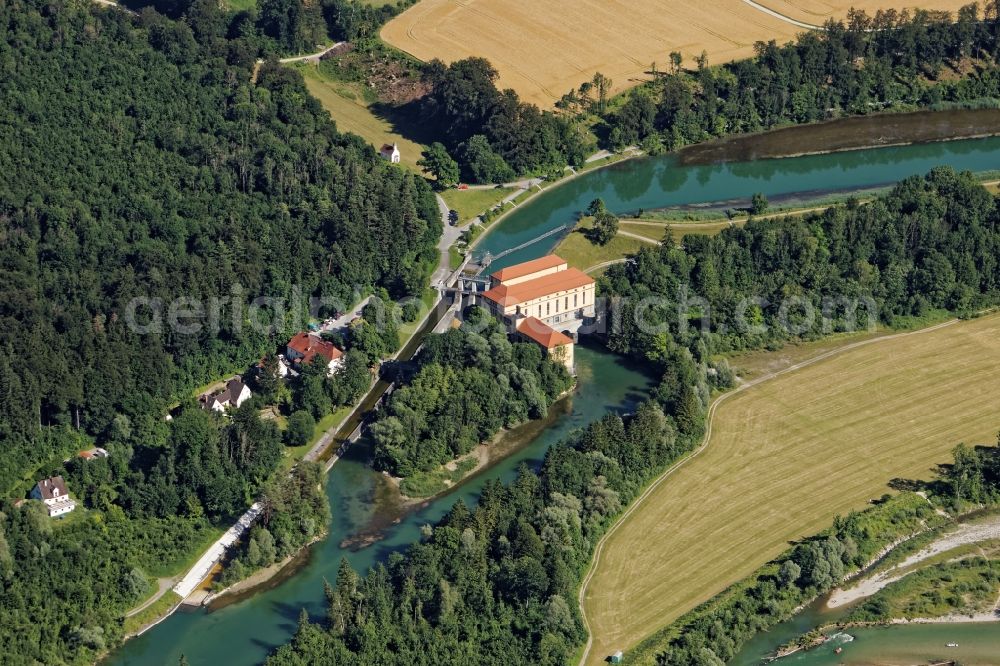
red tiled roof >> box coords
[288,332,343,365]
[78,450,95,460]
[517,317,573,349]
[490,255,567,282]
[481,267,594,308]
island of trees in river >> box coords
[3,0,1000,663]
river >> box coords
[730,593,1000,666]
[106,343,656,665]
[110,130,1000,665]
[476,134,1000,271]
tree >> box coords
[285,410,316,447]
[778,560,801,587]
[418,142,460,189]
[586,198,606,216]
[669,51,683,74]
[255,355,282,401]
[591,210,619,245]
[949,443,984,503]
[458,135,515,184]
[591,72,613,113]
[750,192,769,215]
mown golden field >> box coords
[581,313,1000,664]
[382,0,972,107]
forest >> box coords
[370,311,572,476]
[266,171,1000,665]
[0,0,438,662]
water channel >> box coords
[109,124,1000,665]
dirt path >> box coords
[576,317,963,666]
[741,0,823,30]
[585,259,627,274]
[827,514,1000,608]
[126,577,175,618]
[617,229,660,244]
[277,42,344,64]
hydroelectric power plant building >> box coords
[478,255,596,372]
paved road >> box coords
[173,503,263,598]
[126,577,176,618]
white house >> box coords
[286,332,344,376]
[201,377,252,413]
[379,143,401,164]
[30,476,76,517]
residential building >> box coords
[30,476,76,517]
[379,143,401,164]
[201,377,252,413]
[78,447,109,461]
[286,332,345,376]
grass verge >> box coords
[123,591,182,636]
[440,187,517,224]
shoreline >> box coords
[390,383,577,505]
[467,149,642,253]
[677,108,1000,165]
[204,533,327,610]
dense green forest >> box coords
[0,0,438,662]
[129,0,415,55]
[370,311,572,476]
[605,4,1000,150]
[266,171,1000,665]
[0,0,439,493]
[602,167,1000,359]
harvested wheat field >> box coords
[382,0,971,107]
[382,0,803,106]
[580,313,1000,665]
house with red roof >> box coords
[286,332,345,376]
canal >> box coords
[477,133,1000,271]
[109,130,1000,665]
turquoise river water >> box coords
[108,135,1000,665]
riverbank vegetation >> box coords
[370,312,572,476]
[847,553,1000,622]
[216,463,331,589]
[633,435,1000,664]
